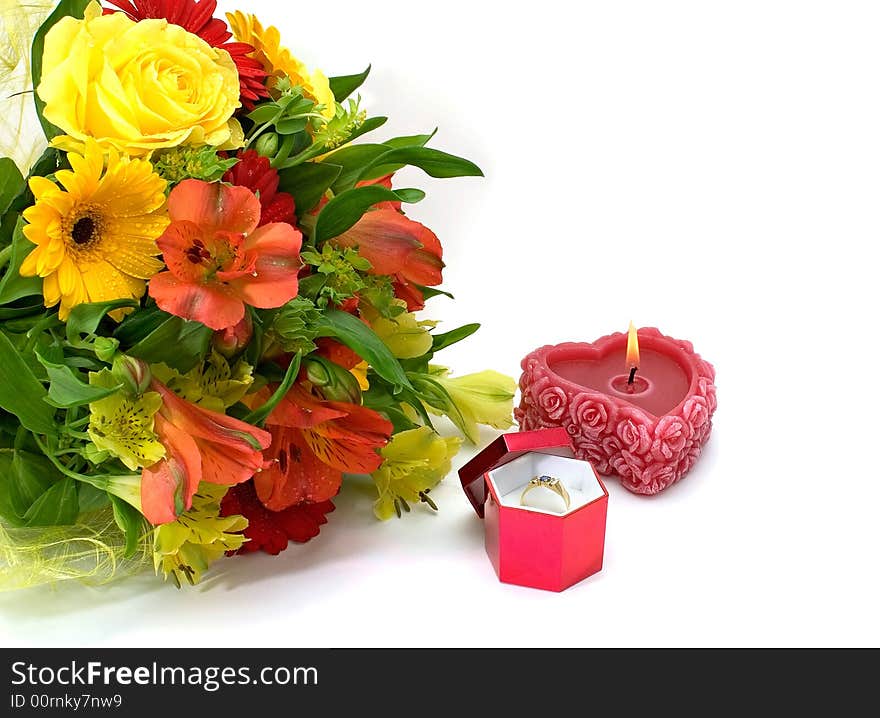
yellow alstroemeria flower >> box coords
[426,367,517,444]
[20,140,168,319]
[87,370,165,471]
[226,11,335,118]
[371,427,462,520]
[363,301,437,359]
[38,2,241,157]
[153,484,248,587]
[151,352,254,414]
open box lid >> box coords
[458,428,572,518]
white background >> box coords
[1,0,878,647]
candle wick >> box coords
[627,367,637,386]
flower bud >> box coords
[213,314,253,358]
[93,336,120,362]
[254,132,279,158]
[112,354,152,397]
[304,356,362,404]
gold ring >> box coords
[520,475,570,512]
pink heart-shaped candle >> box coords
[515,328,716,495]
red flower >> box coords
[104,0,269,107]
[254,384,392,511]
[315,338,362,371]
[220,481,334,554]
[149,179,302,331]
[224,150,297,227]
[331,175,444,312]
[142,380,272,525]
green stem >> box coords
[269,134,296,169]
[62,429,92,441]
[52,449,86,458]
[275,142,329,170]
[244,120,275,149]
[244,351,301,426]
[0,245,12,272]
[33,435,139,494]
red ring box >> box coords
[458,428,609,592]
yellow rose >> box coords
[37,2,240,156]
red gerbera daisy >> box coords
[104,0,269,107]
[221,481,335,555]
[224,150,298,227]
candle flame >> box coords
[626,321,640,369]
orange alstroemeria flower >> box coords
[149,179,302,331]
[254,384,393,511]
[142,379,272,525]
[331,175,444,312]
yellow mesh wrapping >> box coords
[0,509,151,591]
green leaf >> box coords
[418,285,455,301]
[113,303,169,346]
[110,494,145,558]
[246,104,281,125]
[276,117,308,135]
[383,130,437,149]
[0,330,56,435]
[357,146,483,183]
[127,315,212,373]
[315,309,412,392]
[66,299,138,348]
[393,188,426,203]
[313,185,423,243]
[325,144,390,193]
[275,117,388,169]
[296,273,326,302]
[0,298,44,321]
[244,352,301,427]
[409,373,468,436]
[0,449,51,525]
[0,158,25,217]
[362,386,420,433]
[392,383,433,427]
[77,483,111,513]
[346,116,387,143]
[358,131,438,182]
[328,65,371,101]
[23,476,78,526]
[277,162,342,214]
[432,323,481,352]
[287,98,316,115]
[0,449,75,526]
[0,216,42,304]
[25,147,64,191]
[35,347,121,409]
[32,0,91,140]
[0,208,17,249]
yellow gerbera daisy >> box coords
[20,140,168,319]
[226,11,336,118]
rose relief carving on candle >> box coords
[537,385,569,420]
[517,327,716,495]
[567,394,613,438]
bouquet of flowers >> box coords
[0,0,515,588]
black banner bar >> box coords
[2,648,876,713]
